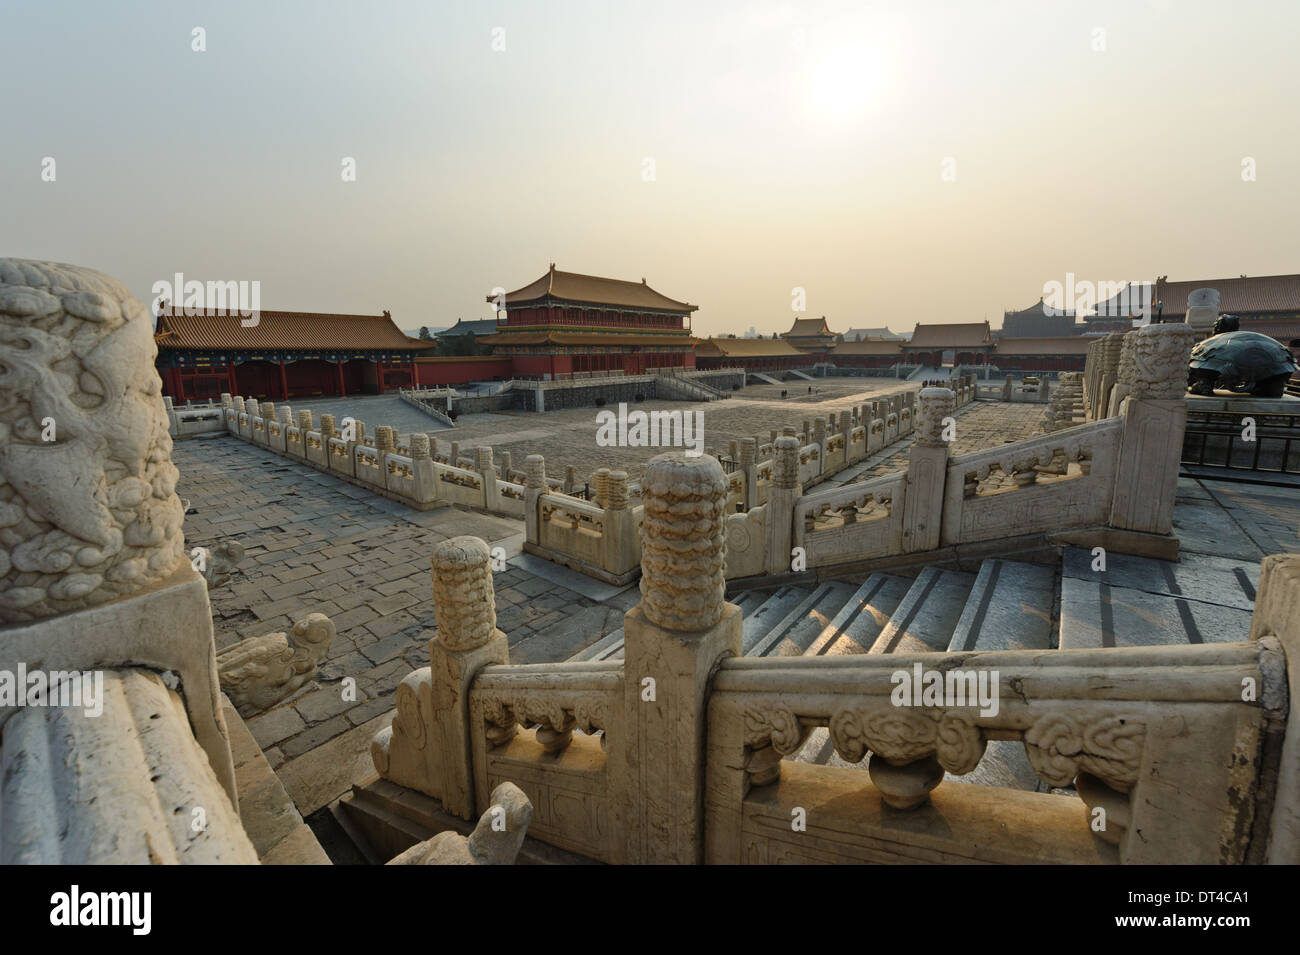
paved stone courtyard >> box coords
[292,378,924,484]
[176,436,632,816]
[173,396,1299,822]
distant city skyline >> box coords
[5,0,1298,337]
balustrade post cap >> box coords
[433,535,492,568]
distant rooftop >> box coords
[695,337,805,358]
[906,321,992,348]
[784,316,836,338]
[155,305,433,352]
[1154,273,1300,318]
[842,326,903,341]
[489,265,696,313]
[436,318,500,338]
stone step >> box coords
[742,585,815,654]
[732,588,772,617]
[804,573,913,656]
[1061,547,1259,611]
[867,567,977,654]
[565,586,789,664]
[1059,574,1254,649]
[748,581,859,657]
[567,627,627,662]
[946,559,1056,653]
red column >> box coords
[337,361,346,397]
[278,360,289,400]
[227,364,237,395]
[376,362,385,395]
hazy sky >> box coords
[4,0,1298,336]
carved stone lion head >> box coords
[0,259,186,622]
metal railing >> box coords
[1182,410,1300,475]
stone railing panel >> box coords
[538,493,606,567]
[705,641,1274,865]
[468,661,624,862]
[941,417,1122,546]
[795,471,907,567]
[435,461,486,508]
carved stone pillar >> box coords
[371,536,508,819]
[478,446,500,511]
[764,436,801,575]
[1110,323,1196,536]
[408,433,434,501]
[524,455,546,545]
[620,453,739,864]
[592,467,610,509]
[563,465,577,494]
[1097,332,1125,420]
[499,451,512,476]
[903,388,954,553]
[740,437,758,511]
[603,470,637,575]
[244,398,261,442]
[319,413,336,440]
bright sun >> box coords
[806,45,888,122]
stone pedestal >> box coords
[0,565,237,805]
[425,632,508,818]
[1110,398,1186,535]
[619,452,737,864]
[1,668,259,864]
[620,602,741,864]
[1109,323,1197,535]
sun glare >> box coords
[806,44,888,121]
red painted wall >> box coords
[416,358,516,385]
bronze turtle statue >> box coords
[1187,315,1297,398]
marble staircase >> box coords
[569,546,1261,792]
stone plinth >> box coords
[372,536,507,819]
[621,452,740,864]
